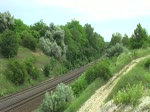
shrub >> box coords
[5,60,27,85]
[85,66,96,84]
[1,30,19,58]
[144,58,150,69]
[95,59,111,80]
[39,83,74,112]
[71,74,88,96]
[20,31,37,51]
[85,59,111,84]
[113,83,144,106]
[43,63,51,77]
[24,60,40,80]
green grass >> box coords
[65,78,105,112]
[105,58,150,102]
[110,47,150,74]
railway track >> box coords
[0,63,90,112]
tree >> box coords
[110,32,122,46]
[0,11,15,32]
[1,30,19,58]
[30,19,48,37]
[84,23,105,60]
[122,34,129,47]
[130,23,148,49]
[14,19,29,34]
[39,23,67,59]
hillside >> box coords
[78,55,150,112]
[0,47,50,96]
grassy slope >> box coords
[0,47,50,96]
[65,47,150,112]
[105,57,150,102]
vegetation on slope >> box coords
[0,10,150,112]
[106,58,150,105]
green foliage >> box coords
[144,58,150,69]
[65,78,104,112]
[39,23,67,59]
[71,74,88,96]
[30,19,48,37]
[14,19,29,34]
[43,64,51,77]
[24,59,40,80]
[0,11,15,32]
[20,31,37,51]
[113,83,144,106]
[1,30,19,58]
[5,60,27,85]
[110,32,122,46]
[106,43,124,57]
[63,21,105,68]
[130,23,148,49]
[85,59,111,84]
[39,83,74,112]
[106,58,150,102]
[122,34,129,47]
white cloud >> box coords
[34,0,150,22]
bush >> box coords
[85,66,96,84]
[43,64,51,77]
[71,74,88,96]
[1,30,19,58]
[5,60,27,85]
[20,31,37,51]
[24,60,40,80]
[95,60,111,80]
[39,83,74,112]
[113,83,144,106]
[85,59,111,84]
[144,58,150,69]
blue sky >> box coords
[0,0,150,41]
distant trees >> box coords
[122,34,129,47]
[110,32,122,46]
[30,20,48,37]
[130,23,148,49]
[1,30,19,58]
[63,20,105,68]
[84,23,105,59]
[0,11,15,32]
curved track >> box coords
[0,63,90,112]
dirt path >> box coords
[77,55,150,112]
